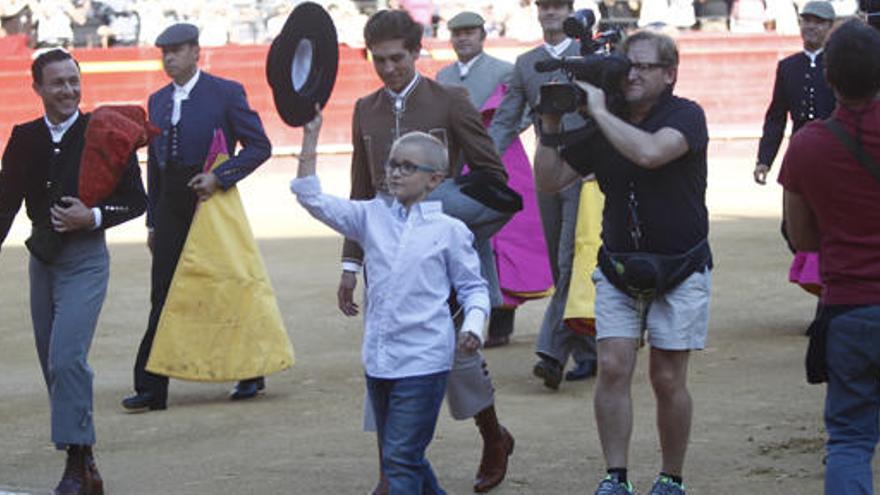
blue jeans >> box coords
[825,305,880,494]
[366,371,449,495]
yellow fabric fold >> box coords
[564,180,604,329]
[146,152,294,381]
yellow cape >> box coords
[564,180,604,328]
[146,150,294,382]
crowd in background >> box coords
[0,0,864,49]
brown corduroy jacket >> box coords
[342,75,508,265]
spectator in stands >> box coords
[766,0,800,34]
[599,0,640,31]
[328,1,369,47]
[264,1,291,41]
[668,0,696,28]
[730,0,768,32]
[399,0,435,36]
[133,0,177,47]
[228,0,263,45]
[638,0,670,27]
[101,0,140,47]
[693,0,730,31]
[499,0,544,41]
[32,0,88,47]
[0,0,33,37]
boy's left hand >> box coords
[459,332,481,354]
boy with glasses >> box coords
[292,109,490,494]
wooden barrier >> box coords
[0,33,802,153]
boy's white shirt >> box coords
[291,174,490,379]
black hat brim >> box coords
[455,171,523,214]
[266,2,339,128]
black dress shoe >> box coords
[230,377,265,400]
[121,392,166,412]
[565,360,597,381]
[532,357,563,390]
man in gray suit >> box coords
[488,0,597,390]
[437,11,521,347]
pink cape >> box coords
[469,84,554,306]
[789,251,822,296]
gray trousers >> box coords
[535,182,597,367]
[29,232,109,448]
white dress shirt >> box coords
[804,48,823,68]
[544,37,573,59]
[456,53,484,79]
[44,111,101,228]
[171,69,201,125]
[291,175,490,379]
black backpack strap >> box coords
[824,118,880,184]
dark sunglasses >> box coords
[385,159,437,176]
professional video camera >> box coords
[861,0,880,29]
[534,9,630,115]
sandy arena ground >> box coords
[1,140,873,494]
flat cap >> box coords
[800,1,835,21]
[447,11,485,30]
[155,23,199,47]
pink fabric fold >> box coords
[789,251,822,296]
[469,84,553,306]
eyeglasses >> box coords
[629,62,668,72]
[385,159,437,176]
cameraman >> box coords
[536,30,710,495]
[778,19,880,494]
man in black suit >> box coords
[0,48,147,495]
[754,0,835,185]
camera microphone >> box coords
[563,9,596,39]
[534,59,565,73]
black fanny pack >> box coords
[598,238,712,299]
[25,224,64,264]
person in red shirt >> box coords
[778,19,880,494]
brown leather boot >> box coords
[54,445,104,495]
[473,406,515,493]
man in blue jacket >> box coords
[122,23,272,411]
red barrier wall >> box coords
[0,33,802,153]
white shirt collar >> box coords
[390,199,442,221]
[544,38,573,59]
[456,53,483,78]
[44,110,80,143]
[386,73,420,100]
[173,68,201,97]
[804,48,823,67]
[385,73,421,113]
